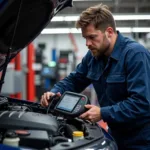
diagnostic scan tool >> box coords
[54,91,90,117]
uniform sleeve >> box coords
[51,52,91,94]
[101,51,150,123]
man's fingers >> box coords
[80,106,93,119]
[80,112,93,122]
[80,112,89,119]
[41,92,55,107]
[85,104,93,109]
[56,92,61,97]
[42,98,48,106]
[43,93,49,106]
[41,95,48,107]
[46,92,54,100]
[40,96,43,106]
[40,91,62,108]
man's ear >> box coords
[105,31,111,40]
[105,27,113,38]
[105,31,109,38]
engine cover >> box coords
[0,111,58,134]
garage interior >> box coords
[1,0,150,102]
[0,0,150,149]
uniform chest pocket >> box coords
[106,74,127,102]
[106,74,126,83]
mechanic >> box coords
[41,3,150,150]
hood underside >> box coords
[0,0,72,70]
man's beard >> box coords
[90,44,110,58]
[97,37,110,57]
[89,35,110,57]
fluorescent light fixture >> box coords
[114,14,150,20]
[41,27,150,34]
[117,27,132,33]
[41,28,81,34]
[42,28,71,34]
[51,14,150,22]
[51,16,64,21]
[73,0,112,1]
[51,16,79,22]
[64,16,79,21]
[132,27,150,32]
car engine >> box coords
[0,95,117,150]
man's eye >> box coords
[89,36,96,39]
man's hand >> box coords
[79,105,101,123]
[40,92,61,107]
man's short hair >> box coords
[76,3,116,32]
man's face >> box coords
[82,24,110,57]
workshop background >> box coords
[1,0,150,107]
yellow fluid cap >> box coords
[73,131,84,137]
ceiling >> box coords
[46,0,150,30]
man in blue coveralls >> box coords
[41,3,150,150]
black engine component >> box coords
[18,130,51,149]
[0,111,58,134]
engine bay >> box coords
[0,93,117,150]
[0,1,118,149]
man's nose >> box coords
[86,39,92,47]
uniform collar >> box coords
[110,31,125,60]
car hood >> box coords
[0,0,73,70]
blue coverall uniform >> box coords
[51,31,150,150]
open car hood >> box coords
[0,0,73,70]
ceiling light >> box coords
[114,14,150,20]
[132,27,150,32]
[41,27,150,34]
[41,28,71,34]
[117,27,132,33]
[51,16,64,21]
[73,0,112,1]
[51,16,79,22]
[51,14,150,22]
